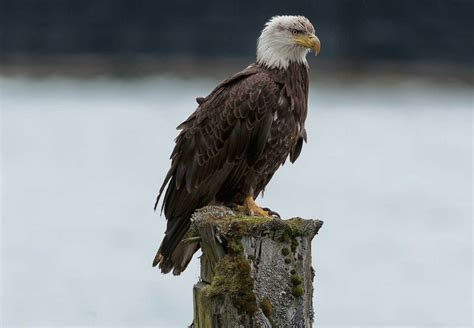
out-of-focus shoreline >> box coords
[1,55,473,86]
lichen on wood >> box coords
[204,255,257,317]
[260,297,272,319]
[191,206,323,328]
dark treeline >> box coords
[1,0,473,65]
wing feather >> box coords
[153,68,281,274]
[290,128,307,163]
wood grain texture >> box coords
[190,206,323,328]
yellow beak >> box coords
[294,34,321,55]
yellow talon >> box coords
[236,196,271,218]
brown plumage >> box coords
[153,15,320,275]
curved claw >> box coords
[234,196,276,218]
[262,207,281,219]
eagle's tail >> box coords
[153,240,200,275]
[152,211,200,275]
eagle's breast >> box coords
[251,62,308,183]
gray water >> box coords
[1,74,472,327]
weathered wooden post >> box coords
[189,206,323,327]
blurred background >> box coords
[1,0,472,327]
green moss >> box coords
[291,238,299,252]
[204,255,257,316]
[247,254,255,261]
[228,238,244,255]
[203,213,311,241]
[291,286,304,298]
[233,292,257,315]
[290,275,302,286]
[260,297,272,319]
[281,248,290,256]
[227,215,273,237]
[285,217,306,236]
[203,224,258,318]
[284,258,291,264]
[279,230,291,243]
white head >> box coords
[257,15,321,69]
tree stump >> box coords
[189,206,323,328]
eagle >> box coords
[153,15,320,275]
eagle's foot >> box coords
[236,196,272,218]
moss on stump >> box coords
[191,206,323,328]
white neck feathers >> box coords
[256,30,309,69]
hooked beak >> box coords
[294,33,321,55]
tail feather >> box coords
[152,208,197,274]
[152,221,200,275]
[153,241,200,275]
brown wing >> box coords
[290,127,307,163]
[153,69,281,274]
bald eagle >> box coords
[153,15,320,275]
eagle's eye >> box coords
[290,28,305,35]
